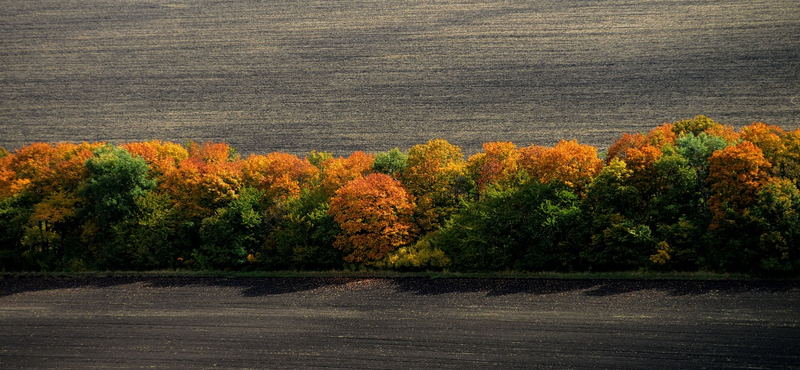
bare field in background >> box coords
[1,0,799,155]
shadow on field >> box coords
[391,278,800,297]
[1,276,798,298]
[0,276,353,298]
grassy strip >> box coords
[1,270,781,281]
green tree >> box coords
[751,178,800,273]
[267,188,343,270]
[580,159,657,271]
[0,194,34,271]
[196,187,272,270]
[434,180,583,272]
[110,191,185,270]
[82,146,156,227]
[373,148,408,180]
[80,145,156,269]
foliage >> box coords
[373,148,408,180]
[434,180,583,272]
[328,173,416,264]
[161,142,243,219]
[319,151,375,197]
[706,141,772,229]
[402,139,469,233]
[82,145,156,227]
[241,152,318,201]
[521,140,603,192]
[267,188,343,270]
[380,233,452,271]
[2,116,800,274]
[467,141,521,193]
[196,187,272,270]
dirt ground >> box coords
[1,277,798,369]
[2,0,799,155]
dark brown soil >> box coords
[2,0,799,155]
[1,277,798,369]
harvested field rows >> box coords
[1,0,799,155]
[1,277,799,369]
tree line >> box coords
[1,116,798,274]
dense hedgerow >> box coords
[2,116,799,274]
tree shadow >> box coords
[391,278,800,297]
[0,276,355,298]
[1,276,798,298]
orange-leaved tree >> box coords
[319,151,375,197]
[519,139,603,192]
[773,129,800,180]
[740,122,786,164]
[605,133,664,194]
[161,142,243,219]
[241,152,319,201]
[707,141,772,228]
[121,140,188,178]
[467,141,521,193]
[646,123,678,149]
[605,133,650,164]
[3,142,103,200]
[328,173,416,264]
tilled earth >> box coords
[1,277,798,369]
[2,0,799,155]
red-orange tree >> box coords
[328,173,416,264]
[707,141,772,228]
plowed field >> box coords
[2,0,799,155]
[1,277,799,369]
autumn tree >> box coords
[160,142,244,219]
[0,143,104,269]
[241,152,319,201]
[467,141,521,193]
[402,139,468,233]
[121,140,188,178]
[319,151,375,197]
[328,173,416,265]
[646,123,678,149]
[773,129,800,180]
[706,141,772,229]
[605,133,650,164]
[519,140,603,192]
[740,122,785,160]
[3,142,102,200]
